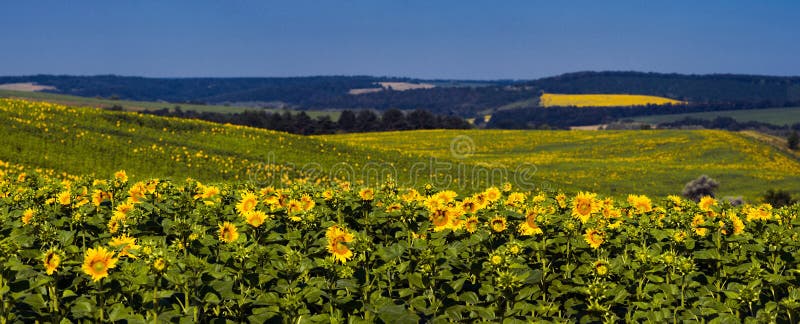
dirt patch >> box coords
[0,82,57,92]
[349,82,435,95]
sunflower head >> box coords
[236,192,258,215]
[43,247,62,275]
[464,216,480,233]
[109,234,140,259]
[584,228,604,249]
[153,258,167,272]
[218,222,239,244]
[82,246,119,282]
[358,188,375,201]
[244,210,268,227]
[22,208,36,225]
[326,225,354,263]
[489,215,507,233]
[572,192,599,223]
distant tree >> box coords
[355,110,379,132]
[407,109,436,129]
[789,131,799,150]
[294,112,314,135]
[763,189,795,208]
[682,175,719,202]
[381,109,409,130]
[338,110,356,131]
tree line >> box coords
[137,107,472,135]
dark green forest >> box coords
[2,71,799,119]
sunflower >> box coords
[505,192,526,208]
[447,208,465,230]
[696,196,716,212]
[555,193,568,209]
[200,185,220,199]
[627,194,652,214]
[109,234,140,259]
[490,253,504,266]
[572,192,599,223]
[358,188,375,201]
[236,191,258,215]
[113,202,135,220]
[673,230,687,242]
[326,225,354,263]
[400,189,421,203]
[385,203,402,213]
[22,208,35,225]
[518,211,543,236]
[692,214,708,236]
[128,182,147,203]
[107,215,123,234]
[299,194,315,211]
[584,228,604,249]
[746,204,772,222]
[730,214,745,235]
[464,216,480,233]
[91,189,110,207]
[82,246,119,282]
[244,210,268,227]
[152,258,167,272]
[42,248,62,275]
[57,191,71,206]
[434,190,457,203]
[286,199,303,222]
[489,215,507,233]
[114,170,128,183]
[218,222,239,243]
[430,208,451,232]
[484,187,501,203]
[593,259,609,276]
[461,198,480,214]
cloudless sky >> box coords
[1,0,798,79]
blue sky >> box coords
[1,1,798,79]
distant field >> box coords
[540,93,685,107]
[320,129,800,199]
[0,82,56,91]
[631,107,800,126]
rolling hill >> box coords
[319,129,800,199]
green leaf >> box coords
[377,304,420,324]
[407,273,425,289]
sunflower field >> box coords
[2,162,800,323]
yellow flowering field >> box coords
[2,162,800,322]
[539,93,685,107]
[321,129,800,199]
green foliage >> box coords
[1,166,800,322]
[789,131,799,150]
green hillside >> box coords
[319,129,800,199]
[0,98,487,187]
[631,107,800,126]
[0,89,341,119]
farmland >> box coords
[2,158,800,322]
[631,107,800,126]
[0,89,342,119]
[539,93,685,108]
[2,98,800,322]
[321,129,800,199]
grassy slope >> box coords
[0,89,341,119]
[319,129,800,199]
[0,98,478,187]
[631,107,800,126]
